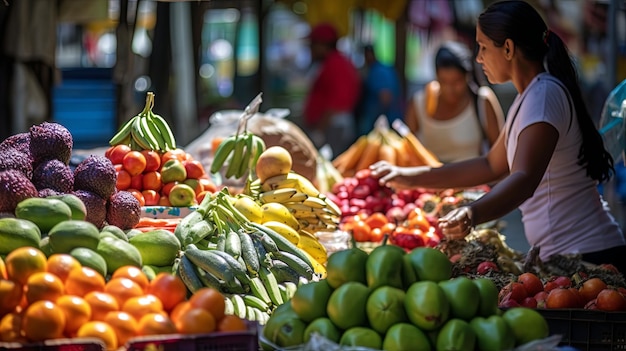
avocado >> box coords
[73,155,117,200]
[32,159,74,193]
[106,191,141,230]
[0,170,38,213]
[29,122,73,165]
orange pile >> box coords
[0,247,248,350]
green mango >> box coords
[439,276,480,320]
[303,317,341,343]
[436,318,476,351]
[470,315,515,351]
[473,278,501,317]
[366,244,405,289]
[366,286,408,334]
[325,247,368,289]
[339,327,382,350]
[290,279,332,322]
[405,281,449,331]
[383,323,432,351]
[327,281,369,330]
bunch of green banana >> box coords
[254,172,342,233]
[210,131,266,179]
[173,188,322,324]
[109,92,176,152]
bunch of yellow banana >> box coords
[109,92,176,152]
[256,172,341,234]
[259,220,328,268]
[210,131,266,179]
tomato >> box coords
[517,272,544,297]
[364,212,388,230]
[596,288,626,311]
[369,228,384,243]
[407,208,431,232]
[579,278,607,303]
[350,221,371,242]
[546,288,580,309]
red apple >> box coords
[476,261,499,275]
[183,159,206,179]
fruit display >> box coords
[0,246,248,349]
[261,245,551,350]
[332,117,441,178]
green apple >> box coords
[168,183,196,207]
[183,178,203,194]
[161,159,187,183]
[502,307,549,346]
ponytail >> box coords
[544,32,615,182]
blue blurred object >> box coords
[599,79,626,164]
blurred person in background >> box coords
[405,40,505,163]
[356,44,403,136]
[302,23,361,156]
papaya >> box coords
[100,225,128,242]
[47,194,87,221]
[70,247,108,277]
[15,197,72,233]
[39,236,53,257]
[129,229,181,266]
[0,218,42,255]
[48,220,100,254]
[97,236,142,273]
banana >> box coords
[109,115,137,146]
[210,135,237,174]
[282,202,316,214]
[297,234,328,265]
[149,112,177,150]
[259,188,298,203]
[324,196,342,216]
[250,134,266,167]
[224,297,235,316]
[225,134,246,179]
[260,172,320,197]
[236,133,254,179]
[262,220,300,245]
[139,115,161,150]
[283,281,298,300]
[130,116,151,150]
[302,196,327,209]
[300,249,327,278]
[260,202,300,230]
[297,229,318,240]
[230,294,247,319]
[144,115,168,151]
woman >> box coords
[405,40,504,163]
[371,0,626,272]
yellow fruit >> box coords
[5,246,47,286]
[233,195,263,223]
[76,321,118,350]
[255,146,292,183]
[261,202,300,230]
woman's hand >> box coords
[369,161,430,190]
[438,206,473,240]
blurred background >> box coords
[0,0,625,251]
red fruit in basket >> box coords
[142,190,160,206]
[390,227,424,250]
[183,160,205,179]
[351,184,371,200]
[595,288,626,311]
[546,287,579,309]
[584,298,598,309]
[498,295,520,308]
[130,173,143,191]
[499,282,527,304]
[544,276,571,292]
[579,277,607,303]
[517,272,544,297]
[385,206,406,224]
[599,263,620,274]
[351,221,372,242]
[123,151,147,176]
[521,296,538,308]
[355,168,371,179]
[534,291,548,308]
[116,169,132,191]
[476,261,499,275]
[142,171,162,191]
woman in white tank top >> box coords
[405,41,504,163]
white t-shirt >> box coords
[413,90,483,163]
[505,73,625,260]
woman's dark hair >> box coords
[478,0,614,182]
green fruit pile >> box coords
[262,245,550,350]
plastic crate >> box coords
[0,337,106,351]
[124,323,259,351]
[537,309,626,350]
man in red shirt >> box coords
[303,23,361,156]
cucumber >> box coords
[224,230,242,259]
[249,222,314,269]
[238,230,260,276]
[184,245,234,282]
[273,251,314,280]
[177,255,204,294]
[208,249,250,285]
[259,265,283,306]
[269,260,301,284]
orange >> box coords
[111,266,150,292]
[136,313,177,336]
[116,169,132,190]
[141,150,162,172]
[161,149,187,165]
[188,287,226,322]
[579,278,608,303]
[142,171,162,191]
[217,314,248,332]
[146,273,187,312]
[123,151,147,176]
[350,220,372,242]
[0,312,27,342]
[5,246,47,286]
[0,256,7,279]
[169,301,193,323]
[130,174,144,190]
[46,253,81,283]
[65,266,106,297]
[364,212,388,230]
[56,295,92,336]
[104,277,144,307]
[127,189,146,207]
[199,178,217,193]
[76,321,118,351]
[0,279,23,316]
[142,189,160,206]
[25,271,65,304]
[108,144,132,165]
[174,307,216,334]
[84,291,120,321]
[158,196,171,207]
[104,311,138,346]
[122,294,164,321]
[160,182,178,197]
[22,300,66,341]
